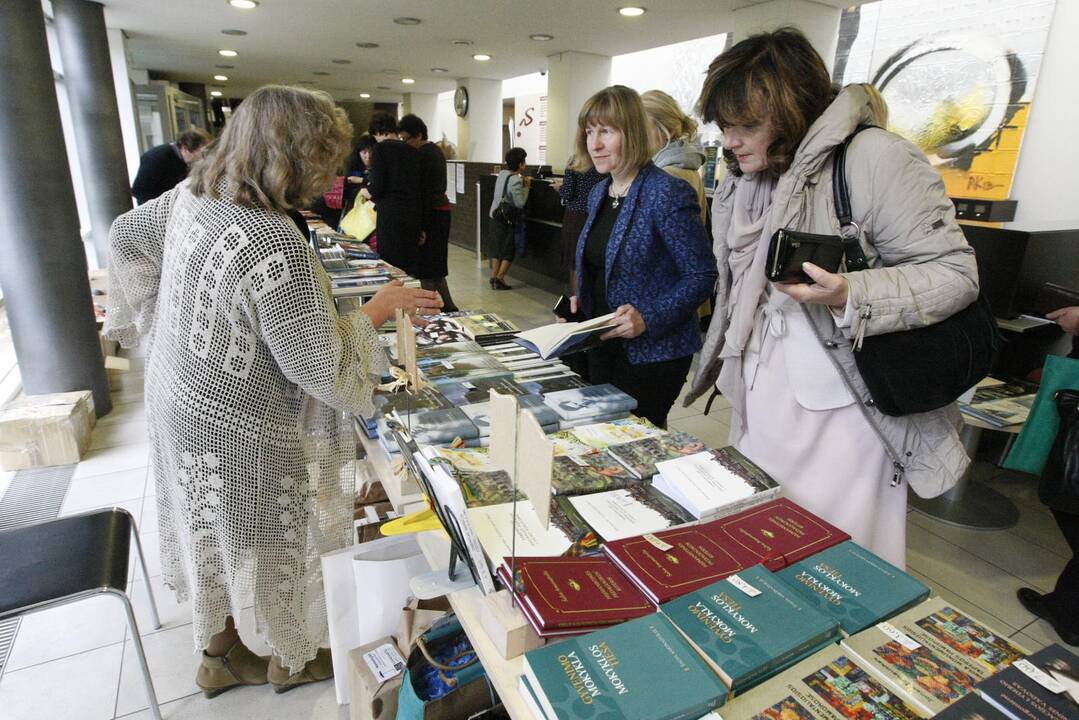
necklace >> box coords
[609,182,630,209]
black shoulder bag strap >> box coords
[832,125,876,273]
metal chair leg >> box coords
[111,589,162,720]
[130,521,161,629]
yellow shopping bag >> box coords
[340,197,377,240]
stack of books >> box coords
[455,312,521,345]
[960,377,1039,428]
[651,446,781,521]
[542,384,638,429]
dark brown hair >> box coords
[177,128,211,152]
[697,27,836,177]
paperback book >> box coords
[466,501,574,561]
[543,384,638,422]
[521,613,728,720]
[934,690,1013,720]
[436,377,527,407]
[413,316,472,347]
[513,313,618,359]
[565,416,665,450]
[550,452,640,496]
[717,644,925,720]
[425,446,520,507]
[652,446,781,521]
[460,394,559,437]
[959,378,1039,428]
[775,540,931,635]
[566,485,692,543]
[840,597,1028,715]
[456,312,520,341]
[606,431,708,480]
[417,352,511,386]
[660,565,840,692]
[977,643,1079,720]
[376,406,478,449]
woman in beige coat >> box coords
[686,29,978,566]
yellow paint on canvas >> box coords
[938,104,1030,200]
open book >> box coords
[511,312,616,359]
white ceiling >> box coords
[101,0,861,102]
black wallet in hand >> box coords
[765,228,845,283]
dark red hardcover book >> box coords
[602,497,850,604]
[497,556,656,635]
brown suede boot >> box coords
[268,648,334,694]
[196,640,270,698]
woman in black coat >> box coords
[364,112,422,277]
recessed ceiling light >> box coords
[218,49,238,57]
[213,74,228,81]
[215,64,234,69]
[332,59,351,64]
[359,92,371,98]
[401,77,415,84]
[618,6,646,16]
[312,71,330,76]
[393,17,421,25]
[356,42,379,49]
[376,85,392,90]
[430,67,448,73]
[228,0,258,8]
[221,29,247,36]
[452,40,473,47]
[530,33,554,41]
[211,90,223,97]
[473,53,491,61]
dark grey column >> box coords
[0,0,112,415]
[53,0,132,268]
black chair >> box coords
[0,508,162,720]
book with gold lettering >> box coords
[603,498,850,604]
[521,613,728,720]
[659,565,839,692]
[496,556,655,637]
[776,541,930,635]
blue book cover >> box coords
[776,541,930,635]
[661,565,840,692]
[522,613,728,720]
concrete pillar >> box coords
[0,0,112,414]
[53,0,133,268]
[545,51,611,173]
[726,0,842,74]
[404,92,439,141]
[456,77,502,163]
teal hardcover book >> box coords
[776,540,930,635]
[521,614,728,720]
[660,565,840,692]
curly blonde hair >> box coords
[641,90,699,154]
[189,85,352,211]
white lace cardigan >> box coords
[104,182,383,672]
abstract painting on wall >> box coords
[833,0,1057,200]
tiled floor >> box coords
[0,243,1070,719]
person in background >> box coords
[641,90,707,222]
[341,134,376,216]
[131,128,211,205]
[105,86,441,697]
[364,112,424,279]
[685,28,979,567]
[398,113,459,311]
[488,147,530,290]
[554,154,605,286]
[569,85,716,428]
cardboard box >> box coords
[348,637,404,720]
[0,391,96,470]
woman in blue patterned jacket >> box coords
[569,85,717,427]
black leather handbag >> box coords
[765,228,845,283]
[1039,389,1079,514]
[831,127,1002,416]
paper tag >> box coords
[363,505,379,524]
[643,533,673,551]
[878,622,921,650]
[363,643,406,682]
[1014,659,1067,694]
[727,574,762,597]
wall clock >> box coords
[454,86,469,117]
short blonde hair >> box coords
[641,90,699,154]
[572,85,652,173]
[855,83,889,128]
[189,85,352,211]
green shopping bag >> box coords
[396,614,494,720]
[1003,354,1079,475]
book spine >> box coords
[734,632,838,692]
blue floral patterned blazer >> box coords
[575,162,717,364]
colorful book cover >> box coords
[550,452,639,496]
[413,317,472,347]
[548,430,601,458]
[660,566,840,692]
[543,384,638,422]
[606,431,707,479]
[418,352,511,385]
[502,556,656,633]
[566,416,665,450]
[718,645,925,720]
[976,644,1079,720]
[457,312,521,339]
[429,446,521,507]
[521,613,728,720]
[603,498,850,604]
[776,541,930,635]
[377,406,478,448]
[840,598,1028,715]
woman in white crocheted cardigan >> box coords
[104,86,441,697]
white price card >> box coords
[363,643,406,683]
[727,574,762,597]
[1014,659,1067,695]
[643,533,673,551]
[878,622,921,650]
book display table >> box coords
[909,414,1021,531]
